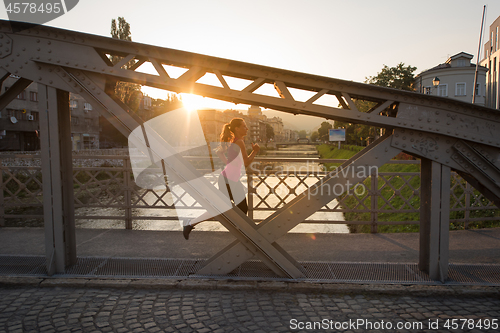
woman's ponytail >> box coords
[220,123,233,143]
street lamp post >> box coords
[432,77,440,95]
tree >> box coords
[365,63,417,91]
[99,17,141,147]
[334,63,417,146]
[310,131,319,142]
[266,124,275,141]
[110,17,141,109]
[111,17,131,41]
[317,121,332,142]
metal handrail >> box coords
[0,154,497,230]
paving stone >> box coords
[0,283,499,332]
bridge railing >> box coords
[0,154,498,231]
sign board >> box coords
[329,129,345,141]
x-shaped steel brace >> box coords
[50,66,402,280]
[54,67,307,279]
[197,134,402,276]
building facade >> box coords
[415,52,487,106]
[197,106,289,146]
[480,15,500,109]
[0,75,101,151]
[69,93,100,150]
[0,76,40,151]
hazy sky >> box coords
[1,0,499,129]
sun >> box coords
[181,93,206,112]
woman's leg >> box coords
[183,175,233,240]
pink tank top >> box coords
[221,142,243,181]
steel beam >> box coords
[419,159,450,282]
[198,134,402,275]
[0,76,32,110]
[38,85,76,275]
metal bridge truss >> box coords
[0,21,499,281]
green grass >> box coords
[316,144,500,233]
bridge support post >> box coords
[419,159,450,282]
[39,85,76,275]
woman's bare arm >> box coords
[235,140,260,167]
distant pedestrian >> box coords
[183,118,260,240]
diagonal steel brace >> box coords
[57,67,306,278]
[197,134,402,275]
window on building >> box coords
[457,59,466,67]
[83,102,92,111]
[71,116,79,125]
[456,83,466,96]
[497,27,499,51]
[16,91,26,100]
[29,91,38,102]
[31,111,39,121]
[437,84,448,97]
[424,87,432,95]
[70,100,78,109]
[475,83,481,97]
[84,118,93,125]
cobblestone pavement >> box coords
[0,285,499,333]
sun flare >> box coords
[181,93,206,112]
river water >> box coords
[75,145,349,233]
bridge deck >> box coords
[1,228,499,285]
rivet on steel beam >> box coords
[402,144,406,148]
[446,160,450,164]
[36,39,40,43]
[47,41,51,45]
[49,80,53,84]
[38,77,41,80]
